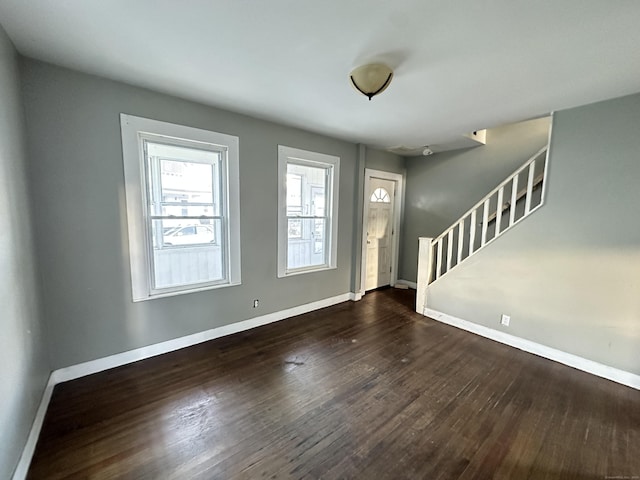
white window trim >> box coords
[277,145,339,278]
[121,114,241,301]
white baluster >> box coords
[436,239,443,279]
[481,198,490,246]
[525,160,535,214]
[469,210,477,254]
[509,174,518,227]
[447,229,453,271]
[496,186,504,236]
[457,219,464,264]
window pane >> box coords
[370,187,390,203]
[287,163,326,216]
[146,141,221,212]
[159,158,215,205]
[288,218,302,239]
[313,219,324,254]
[161,223,215,246]
[287,218,326,270]
[311,187,325,216]
[286,173,302,216]
[159,204,217,219]
[151,219,224,289]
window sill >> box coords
[133,280,241,302]
[277,264,337,278]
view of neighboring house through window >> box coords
[121,114,241,301]
[146,142,222,289]
[286,173,303,238]
[278,145,339,277]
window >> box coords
[277,145,339,277]
[370,187,391,203]
[121,114,241,301]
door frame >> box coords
[360,168,404,296]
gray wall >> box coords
[0,29,49,478]
[365,147,405,174]
[401,117,551,282]
[21,59,359,370]
[353,147,406,291]
[427,93,640,375]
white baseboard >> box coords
[350,291,363,301]
[11,375,55,480]
[424,308,640,391]
[54,292,354,384]
[13,291,356,480]
[395,279,417,289]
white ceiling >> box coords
[1,1,640,151]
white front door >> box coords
[365,178,396,291]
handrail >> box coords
[432,146,547,245]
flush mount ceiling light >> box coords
[349,63,393,100]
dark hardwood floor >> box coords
[28,289,639,479]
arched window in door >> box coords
[370,187,391,203]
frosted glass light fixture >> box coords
[349,63,393,100]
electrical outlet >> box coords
[501,314,510,326]
[253,299,259,308]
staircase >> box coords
[416,146,550,314]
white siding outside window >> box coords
[277,145,339,277]
[121,114,241,301]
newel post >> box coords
[416,237,433,314]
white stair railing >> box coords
[435,146,547,274]
[416,146,549,314]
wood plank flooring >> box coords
[28,289,639,479]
